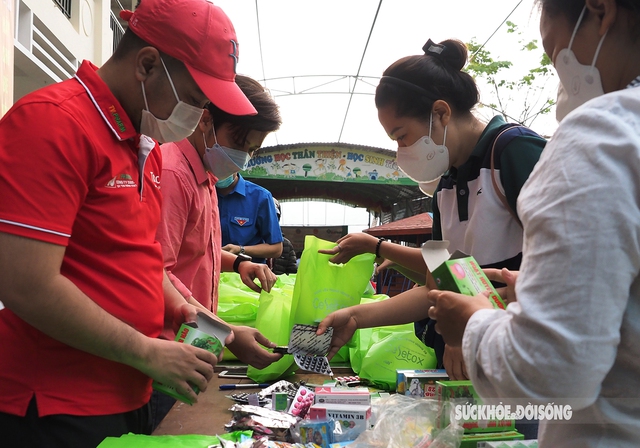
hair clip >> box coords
[423,39,446,56]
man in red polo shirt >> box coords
[0,1,256,446]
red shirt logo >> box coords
[234,217,249,226]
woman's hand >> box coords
[443,344,468,380]
[316,308,359,360]
[317,233,378,264]
[484,268,519,305]
[427,289,493,347]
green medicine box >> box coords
[436,380,515,434]
[460,430,525,448]
[152,312,231,405]
[421,241,506,310]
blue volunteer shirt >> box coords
[217,175,283,264]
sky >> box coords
[213,0,559,231]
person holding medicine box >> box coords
[429,0,640,446]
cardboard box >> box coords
[421,241,506,310]
[314,386,371,405]
[436,380,515,433]
[460,431,524,448]
[396,369,449,397]
[308,403,371,441]
[484,440,538,448]
[152,312,231,405]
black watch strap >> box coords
[233,253,252,273]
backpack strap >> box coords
[490,125,524,228]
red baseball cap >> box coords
[120,0,257,116]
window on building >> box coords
[53,0,72,18]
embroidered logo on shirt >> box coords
[477,188,482,195]
[234,217,249,226]
[108,105,126,132]
[105,173,137,188]
[150,171,161,189]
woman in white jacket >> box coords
[427,0,640,446]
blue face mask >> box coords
[215,174,235,188]
[202,126,251,179]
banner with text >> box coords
[242,144,416,186]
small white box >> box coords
[308,403,371,442]
[314,386,371,405]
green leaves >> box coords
[464,21,556,127]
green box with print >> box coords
[436,380,515,434]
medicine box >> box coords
[308,403,371,440]
[152,312,231,405]
[484,440,538,448]
[421,241,506,310]
[396,369,449,397]
[460,430,524,448]
[314,386,371,405]
[436,380,515,434]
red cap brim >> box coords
[119,9,133,21]
[186,65,257,116]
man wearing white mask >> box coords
[0,0,256,445]
[428,0,640,445]
[153,74,283,429]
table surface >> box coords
[153,366,353,436]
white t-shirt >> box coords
[463,83,640,447]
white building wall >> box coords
[12,0,124,102]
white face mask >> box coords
[202,127,251,179]
[140,58,204,143]
[419,179,440,197]
[554,6,607,122]
[396,114,449,183]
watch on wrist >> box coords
[233,253,252,273]
[240,246,245,255]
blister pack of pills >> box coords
[284,324,334,376]
[288,385,315,418]
[226,392,270,405]
[288,324,333,356]
[259,380,299,401]
[293,353,332,376]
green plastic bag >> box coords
[217,273,261,362]
[288,236,374,367]
[97,431,252,447]
[347,295,389,372]
[246,285,298,383]
[217,276,260,325]
[357,324,437,390]
[347,294,437,390]
[292,235,375,326]
[217,273,297,362]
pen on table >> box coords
[219,383,270,390]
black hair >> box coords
[273,197,281,220]
[536,0,640,40]
[111,0,146,60]
[110,28,147,60]
[375,39,479,120]
[206,75,282,148]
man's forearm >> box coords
[0,234,153,373]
